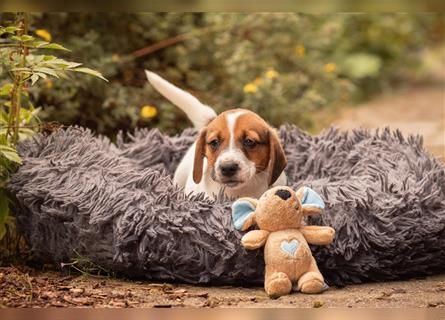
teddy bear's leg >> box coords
[297,257,325,294]
[264,268,292,298]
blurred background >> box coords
[1,12,444,156]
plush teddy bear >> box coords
[232,185,335,298]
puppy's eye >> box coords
[208,139,220,150]
[243,138,256,149]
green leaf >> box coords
[0,26,20,36]
[39,43,70,51]
[5,26,20,33]
[0,110,8,124]
[30,73,40,85]
[11,35,35,42]
[43,55,56,61]
[73,67,108,82]
[0,83,13,96]
[65,62,82,69]
[54,71,70,79]
[34,67,59,78]
[35,72,47,79]
[341,53,382,79]
[32,40,49,47]
[0,145,22,164]
[18,128,35,141]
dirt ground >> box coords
[331,70,445,161]
[1,266,445,308]
[1,69,444,309]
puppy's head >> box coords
[193,109,286,189]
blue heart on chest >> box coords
[280,239,300,257]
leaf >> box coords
[30,73,40,85]
[35,72,47,79]
[55,71,70,79]
[65,62,82,69]
[11,35,35,42]
[39,43,70,51]
[0,145,22,164]
[0,26,20,36]
[43,55,57,61]
[31,55,45,65]
[5,26,20,33]
[32,40,49,47]
[73,67,108,82]
[0,110,8,124]
[11,67,32,72]
[0,83,13,96]
[34,67,59,78]
[18,128,35,141]
[341,53,382,79]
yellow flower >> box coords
[35,29,52,42]
[140,105,158,119]
[45,80,53,89]
[253,77,263,85]
[243,83,258,93]
[265,69,279,79]
[324,63,337,73]
[294,45,305,57]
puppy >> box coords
[145,71,287,199]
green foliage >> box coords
[14,12,443,137]
[60,250,115,277]
[341,53,382,79]
[0,13,106,245]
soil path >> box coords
[1,266,445,308]
[331,78,444,161]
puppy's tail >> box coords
[145,70,216,130]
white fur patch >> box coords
[214,111,257,185]
[226,111,245,150]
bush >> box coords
[0,13,105,255]
[2,13,443,137]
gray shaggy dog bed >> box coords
[8,126,445,286]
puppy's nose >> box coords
[275,189,291,200]
[220,162,239,177]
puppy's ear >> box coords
[267,129,287,186]
[193,129,207,184]
[296,186,325,216]
[232,197,258,231]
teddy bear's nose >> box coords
[275,189,291,200]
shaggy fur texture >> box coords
[8,126,445,286]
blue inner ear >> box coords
[301,187,325,209]
[232,200,256,230]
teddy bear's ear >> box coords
[231,197,258,231]
[296,186,325,215]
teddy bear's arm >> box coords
[241,230,270,250]
[300,226,335,245]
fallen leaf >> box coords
[69,288,85,296]
[313,300,324,308]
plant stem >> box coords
[9,13,28,145]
